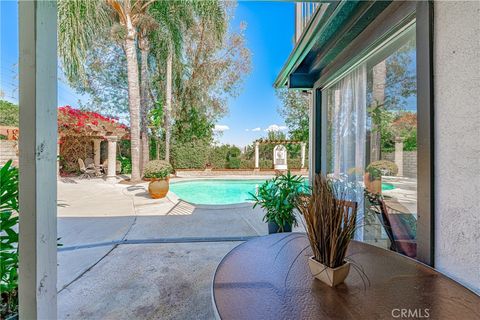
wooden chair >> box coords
[365,191,417,258]
[78,158,95,179]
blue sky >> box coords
[0,1,294,147]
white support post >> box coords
[301,142,306,169]
[57,137,61,178]
[254,141,260,170]
[93,139,102,168]
[18,1,58,319]
[394,137,404,177]
[106,136,118,183]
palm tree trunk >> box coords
[124,18,141,181]
[370,60,386,162]
[140,36,150,173]
[164,45,173,162]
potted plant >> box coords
[295,174,357,287]
[364,165,382,194]
[143,160,173,199]
[249,171,305,233]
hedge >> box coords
[259,159,273,169]
[287,158,303,169]
[171,140,209,169]
[209,145,229,169]
[227,157,241,169]
[240,159,254,169]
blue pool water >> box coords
[170,179,266,205]
[170,179,396,205]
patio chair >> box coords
[84,157,94,167]
[365,191,417,258]
[78,158,96,179]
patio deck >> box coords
[56,177,303,319]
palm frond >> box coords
[58,0,112,84]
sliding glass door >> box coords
[323,25,418,259]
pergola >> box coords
[254,138,307,170]
[58,106,128,181]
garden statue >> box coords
[273,144,288,170]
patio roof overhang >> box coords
[274,0,393,89]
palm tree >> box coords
[148,0,226,162]
[59,0,153,182]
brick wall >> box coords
[382,151,417,178]
[0,140,19,167]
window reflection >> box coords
[324,25,418,259]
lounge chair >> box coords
[365,191,417,258]
[78,158,96,179]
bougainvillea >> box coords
[58,106,128,138]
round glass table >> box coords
[212,233,479,319]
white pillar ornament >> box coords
[254,141,260,170]
[301,142,306,169]
[394,137,404,177]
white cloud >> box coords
[265,124,287,132]
[251,127,261,132]
[214,124,230,132]
[245,129,250,132]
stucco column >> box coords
[254,141,260,170]
[394,137,404,177]
[92,139,102,168]
[106,136,117,183]
[301,142,306,169]
[18,1,58,318]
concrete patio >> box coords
[56,177,277,319]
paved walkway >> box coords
[56,177,297,319]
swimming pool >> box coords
[170,179,396,205]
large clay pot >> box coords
[148,178,169,199]
[364,172,382,194]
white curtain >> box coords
[326,63,367,240]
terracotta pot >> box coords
[307,257,350,287]
[148,178,169,199]
[364,173,382,194]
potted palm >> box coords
[249,171,305,233]
[143,160,173,199]
[295,174,357,287]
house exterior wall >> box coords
[434,0,480,294]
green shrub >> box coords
[249,171,305,232]
[143,160,173,179]
[0,160,19,318]
[209,145,229,169]
[260,159,273,169]
[118,156,132,174]
[367,160,398,176]
[227,157,241,169]
[171,140,209,169]
[240,159,254,169]
[0,100,19,127]
[227,146,241,158]
[287,158,303,169]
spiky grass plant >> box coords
[295,174,357,268]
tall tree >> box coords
[276,89,310,143]
[58,0,153,182]
[149,0,228,161]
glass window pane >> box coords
[323,24,418,259]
